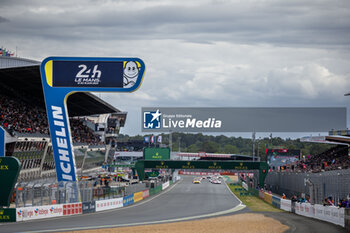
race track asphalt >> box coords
[0,176,242,233]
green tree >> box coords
[222,144,239,154]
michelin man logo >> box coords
[143,109,161,129]
[123,61,141,88]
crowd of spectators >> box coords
[272,145,350,173]
[0,94,49,135]
[70,118,102,145]
[294,145,349,173]
[0,93,102,145]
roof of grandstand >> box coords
[301,135,350,145]
[0,57,121,117]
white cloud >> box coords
[1,0,350,135]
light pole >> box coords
[178,137,181,152]
[252,132,256,162]
[257,137,261,161]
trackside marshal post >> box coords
[40,57,145,201]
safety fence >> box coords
[257,189,346,228]
[265,169,350,205]
[228,180,350,230]
[14,181,125,208]
[0,179,178,222]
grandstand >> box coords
[0,56,127,181]
[265,131,350,205]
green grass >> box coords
[228,183,284,212]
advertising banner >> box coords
[280,199,292,212]
[0,208,16,222]
[142,189,150,199]
[63,203,82,216]
[311,204,344,227]
[272,196,281,209]
[144,148,170,160]
[259,190,265,199]
[82,201,96,214]
[123,194,134,207]
[0,157,21,207]
[96,198,123,212]
[162,181,170,190]
[133,192,143,203]
[179,171,222,176]
[16,204,63,221]
[40,57,145,184]
[264,193,273,204]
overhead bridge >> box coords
[135,160,269,187]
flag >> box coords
[144,136,150,143]
[157,135,162,143]
[150,136,155,143]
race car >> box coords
[193,179,201,184]
[211,179,222,184]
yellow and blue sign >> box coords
[0,126,4,157]
[40,57,145,183]
[123,194,134,206]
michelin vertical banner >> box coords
[40,57,145,200]
[0,126,4,157]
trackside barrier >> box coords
[259,190,265,199]
[95,198,123,212]
[258,190,345,227]
[272,196,281,209]
[82,201,96,214]
[63,203,82,216]
[235,182,347,228]
[133,191,143,203]
[264,192,273,204]
[162,181,170,190]
[142,189,150,199]
[150,185,162,196]
[280,199,292,212]
[123,194,134,206]
[13,181,175,222]
[16,204,64,221]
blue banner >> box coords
[53,61,124,88]
[272,196,281,209]
[123,194,134,206]
[0,126,4,157]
